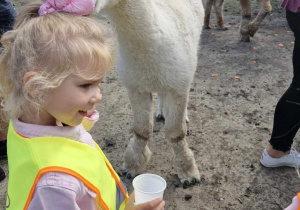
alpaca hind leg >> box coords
[204,0,214,29]
[156,93,190,123]
[239,0,252,42]
[214,0,227,30]
[156,93,165,122]
[248,0,271,37]
[165,92,200,187]
[121,90,153,179]
[185,107,190,123]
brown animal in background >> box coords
[204,0,272,42]
[204,0,227,30]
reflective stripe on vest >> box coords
[6,122,128,209]
[297,193,300,210]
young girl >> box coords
[0,1,165,209]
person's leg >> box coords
[0,167,5,182]
[0,132,7,159]
[0,0,16,180]
[0,132,5,181]
[267,83,300,155]
[0,0,16,46]
[262,10,300,164]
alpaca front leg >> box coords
[248,0,271,37]
[121,134,152,179]
[165,92,200,187]
[239,0,252,42]
[121,90,153,179]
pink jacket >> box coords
[285,194,300,210]
[281,0,300,13]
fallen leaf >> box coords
[221,50,227,53]
[211,74,218,77]
[274,34,278,37]
[278,44,284,47]
[287,31,291,33]
[251,61,257,64]
[291,41,295,45]
[234,76,240,79]
[253,47,257,50]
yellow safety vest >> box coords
[6,122,128,210]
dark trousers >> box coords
[269,10,300,152]
[0,1,16,47]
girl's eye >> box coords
[80,84,92,88]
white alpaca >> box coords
[95,0,203,186]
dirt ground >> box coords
[0,0,298,209]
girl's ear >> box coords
[23,72,40,98]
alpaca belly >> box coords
[107,0,203,94]
[116,49,196,93]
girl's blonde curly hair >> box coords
[0,2,116,132]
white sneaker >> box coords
[260,148,300,167]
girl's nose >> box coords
[90,92,102,104]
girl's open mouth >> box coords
[78,110,88,117]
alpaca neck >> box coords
[107,0,155,39]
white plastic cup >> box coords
[133,173,167,204]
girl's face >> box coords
[41,74,102,126]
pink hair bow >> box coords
[39,0,95,16]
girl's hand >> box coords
[125,191,165,210]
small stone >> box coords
[174,183,180,188]
[104,138,116,147]
[185,194,192,201]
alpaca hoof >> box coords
[126,172,133,179]
[121,166,137,179]
[173,142,200,186]
[240,34,250,42]
[121,168,135,179]
[176,162,200,186]
[122,138,152,179]
[183,180,190,189]
[248,23,259,37]
[182,178,198,189]
[190,178,197,185]
[156,114,165,122]
[121,169,129,176]
[203,25,211,29]
[238,24,250,42]
[217,27,228,31]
